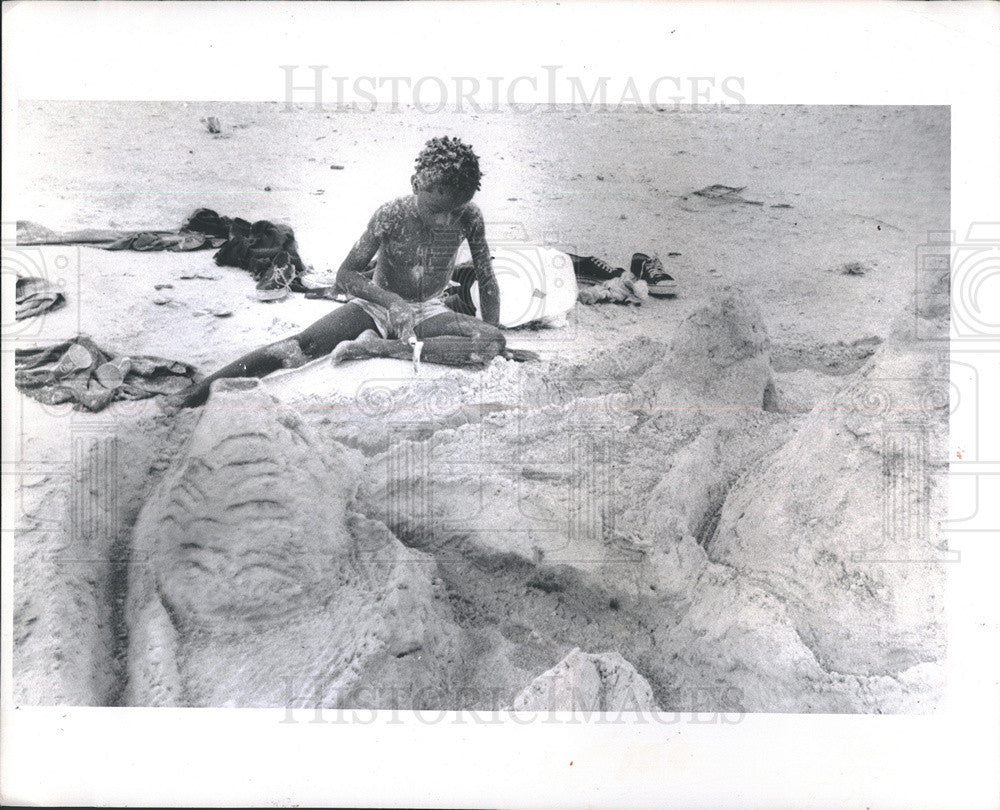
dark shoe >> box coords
[630,252,677,297]
[569,254,625,284]
[255,251,295,301]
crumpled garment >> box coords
[690,184,764,206]
[16,275,66,321]
[16,221,221,250]
[15,335,199,412]
[106,231,219,252]
[576,272,649,305]
[17,208,307,283]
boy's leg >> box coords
[167,303,377,409]
[331,310,506,367]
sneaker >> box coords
[570,254,626,284]
[630,252,677,297]
[255,251,295,301]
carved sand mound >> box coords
[352,292,943,712]
[125,379,458,707]
[31,288,939,713]
[360,289,778,583]
[353,291,791,707]
[706,348,948,677]
[634,286,774,415]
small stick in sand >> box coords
[408,335,424,375]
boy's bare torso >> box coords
[349,196,492,303]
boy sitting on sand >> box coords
[166,136,518,411]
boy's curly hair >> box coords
[412,136,483,197]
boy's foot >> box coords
[501,347,541,362]
[630,252,677,297]
[330,330,383,365]
[158,383,205,415]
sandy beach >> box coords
[10,102,949,711]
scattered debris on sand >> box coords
[692,184,763,205]
[836,260,875,276]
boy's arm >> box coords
[335,208,404,309]
[466,208,501,327]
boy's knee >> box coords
[472,325,505,351]
[471,330,505,359]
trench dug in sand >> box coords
[14,288,946,712]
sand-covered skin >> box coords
[10,103,949,709]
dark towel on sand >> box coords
[17,209,309,292]
[15,335,199,412]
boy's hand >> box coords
[387,300,416,339]
[304,286,345,301]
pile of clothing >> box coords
[15,335,199,412]
[105,231,220,252]
[18,208,311,301]
[204,211,309,300]
[577,272,651,305]
[170,209,309,299]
